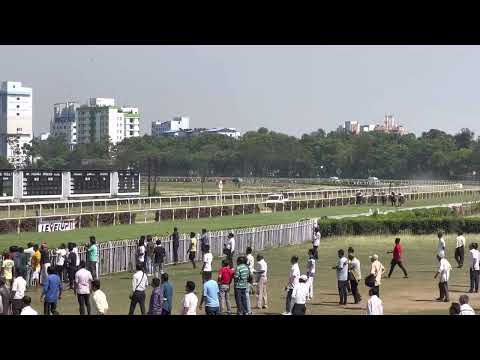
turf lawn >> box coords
[0,193,478,249]
[25,232,480,315]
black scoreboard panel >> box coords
[23,171,63,197]
[0,171,13,197]
[70,170,111,195]
[118,171,140,194]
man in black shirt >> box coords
[153,240,166,278]
[171,227,179,265]
[66,243,77,290]
[200,229,209,259]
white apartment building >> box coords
[152,116,190,137]
[76,98,140,145]
[204,127,241,139]
[50,101,79,149]
[344,120,359,135]
[0,81,33,166]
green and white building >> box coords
[76,98,140,145]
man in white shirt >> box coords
[291,274,309,315]
[129,263,148,315]
[225,233,235,264]
[255,254,268,309]
[92,279,109,315]
[55,244,67,282]
[182,280,198,315]
[436,231,446,262]
[312,226,321,259]
[455,231,466,268]
[434,254,452,302]
[306,249,316,300]
[201,245,213,283]
[11,273,27,315]
[369,254,385,297]
[366,288,383,315]
[468,242,479,293]
[459,294,475,315]
[20,296,37,315]
[245,247,255,315]
[283,256,300,315]
[75,261,93,315]
[333,249,349,305]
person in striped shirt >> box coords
[234,256,250,315]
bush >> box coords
[319,216,479,237]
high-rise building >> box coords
[152,116,190,137]
[344,120,359,135]
[0,81,33,166]
[50,101,79,149]
[76,98,140,145]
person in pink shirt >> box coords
[74,260,93,315]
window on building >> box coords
[17,128,22,133]
[16,113,20,116]
[16,105,19,108]
[16,97,20,100]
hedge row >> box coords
[319,217,480,236]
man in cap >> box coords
[369,254,385,296]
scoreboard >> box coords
[70,170,111,196]
[23,171,63,197]
[117,170,140,194]
[0,171,13,198]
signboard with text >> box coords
[38,219,76,233]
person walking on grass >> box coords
[255,254,268,309]
[455,231,466,268]
[188,232,198,269]
[284,256,300,315]
[333,249,348,305]
[92,279,109,315]
[387,238,408,278]
[75,261,93,315]
[199,271,220,315]
[306,249,316,300]
[218,259,234,314]
[435,253,451,302]
[171,227,180,265]
[291,274,309,315]
[42,267,62,315]
[348,253,362,304]
[161,273,173,315]
[11,272,27,315]
[39,243,51,287]
[148,277,163,315]
[87,237,99,280]
[459,294,475,315]
[312,226,321,260]
[129,263,148,315]
[436,231,446,262]
[181,281,198,315]
[31,245,41,288]
[201,245,213,283]
[234,256,250,315]
[20,296,37,315]
[15,247,28,282]
[153,239,166,278]
[367,287,383,315]
[369,254,385,297]
[24,243,34,288]
[468,242,479,293]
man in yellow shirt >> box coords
[31,245,41,287]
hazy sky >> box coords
[1,45,480,138]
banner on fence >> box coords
[38,219,76,232]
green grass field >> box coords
[1,193,479,249]
[24,233,480,315]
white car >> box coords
[265,194,288,204]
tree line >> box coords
[5,127,479,179]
